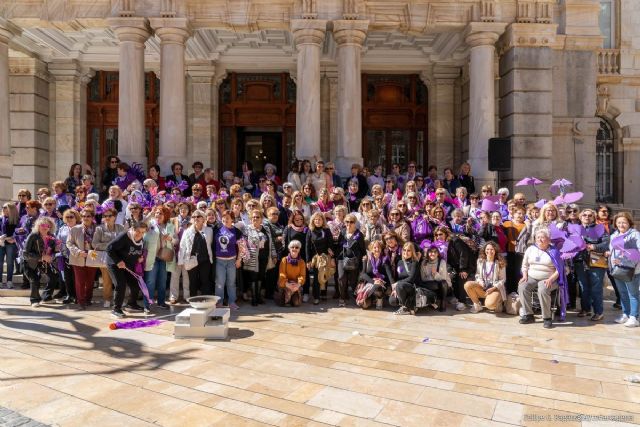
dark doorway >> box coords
[236,128,283,176]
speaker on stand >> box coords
[488,137,511,190]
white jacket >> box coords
[178,225,213,266]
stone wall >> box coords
[9,57,50,196]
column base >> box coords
[334,156,363,179]
[156,155,188,178]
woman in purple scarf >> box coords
[357,240,393,310]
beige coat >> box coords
[66,224,95,267]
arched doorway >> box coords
[596,118,621,203]
[362,74,428,174]
[218,72,296,177]
[86,71,160,177]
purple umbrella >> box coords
[553,192,583,206]
[516,177,543,200]
[550,178,573,195]
[611,234,640,262]
[534,199,548,209]
[481,198,499,213]
[583,223,605,241]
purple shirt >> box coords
[215,226,237,258]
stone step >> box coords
[0,288,30,297]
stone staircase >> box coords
[0,273,29,297]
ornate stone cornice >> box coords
[0,18,21,45]
[48,58,81,81]
[333,20,369,47]
[464,22,506,48]
[9,57,48,80]
[291,19,327,47]
[186,61,215,83]
[150,17,192,44]
[108,17,151,45]
[497,23,557,54]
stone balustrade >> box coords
[597,49,620,75]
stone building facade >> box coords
[0,0,637,207]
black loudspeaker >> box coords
[488,138,511,171]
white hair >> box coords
[498,187,509,196]
[288,239,302,250]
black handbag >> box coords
[343,256,359,271]
[610,265,635,282]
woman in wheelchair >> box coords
[356,240,393,310]
[518,228,567,329]
[418,245,451,312]
[464,241,507,314]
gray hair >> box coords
[534,228,550,240]
[497,187,509,196]
[288,239,302,250]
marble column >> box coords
[423,67,458,171]
[333,20,369,177]
[465,23,505,188]
[0,21,13,201]
[108,17,150,167]
[291,19,327,161]
[150,18,191,173]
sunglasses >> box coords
[326,167,334,170]
[192,216,204,219]
[251,216,261,220]
[110,160,118,164]
[566,209,577,214]
[40,223,51,228]
[81,215,93,218]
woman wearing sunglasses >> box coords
[67,209,99,309]
[92,207,125,308]
[276,240,306,307]
[336,214,366,307]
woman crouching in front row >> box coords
[276,240,306,307]
[464,241,507,314]
[356,240,393,310]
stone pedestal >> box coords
[108,17,150,168]
[9,57,50,196]
[292,19,326,161]
[48,60,91,183]
[465,23,505,189]
[333,20,368,177]
[187,63,217,172]
[151,18,191,174]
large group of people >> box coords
[2,156,639,330]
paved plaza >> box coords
[0,289,638,427]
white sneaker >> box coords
[615,314,629,324]
[6,281,12,289]
[31,302,40,308]
[456,302,466,311]
[302,294,309,303]
[470,303,483,313]
[624,316,639,328]
[103,300,111,308]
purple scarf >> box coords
[538,244,569,320]
[287,254,300,266]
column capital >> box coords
[108,17,151,45]
[464,22,507,48]
[186,62,216,83]
[48,59,81,82]
[332,20,369,47]
[291,19,327,47]
[420,66,460,86]
[150,17,192,44]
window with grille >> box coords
[596,119,617,203]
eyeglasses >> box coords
[103,214,114,218]
[251,216,261,220]
[326,167,334,170]
[192,215,204,219]
[81,214,93,218]
[566,209,577,214]
[110,160,118,164]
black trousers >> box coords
[337,261,358,301]
[452,272,467,302]
[187,261,213,296]
[307,268,321,300]
[107,265,139,310]
[505,252,523,294]
[395,281,415,309]
[264,267,278,299]
[62,259,76,301]
[421,280,447,311]
[25,264,59,304]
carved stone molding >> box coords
[9,57,48,80]
[186,62,216,83]
[343,0,359,20]
[497,22,557,54]
[302,0,318,19]
[596,85,609,117]
[150,17,192,45]
[464,22,506,48]
[480,0,496,23]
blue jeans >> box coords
[574,263,605,315]
[144,259,167,308]
[614,274,640,318]
[215,258,236,304]
[0,243,16,282]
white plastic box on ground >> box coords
[174,307,230,339]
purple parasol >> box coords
[552,192,583,206]
[516,177,543,201]
[550,178,573,195]
[611,234,640,262]
[534,199,547,209]
[481,198,499,213]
